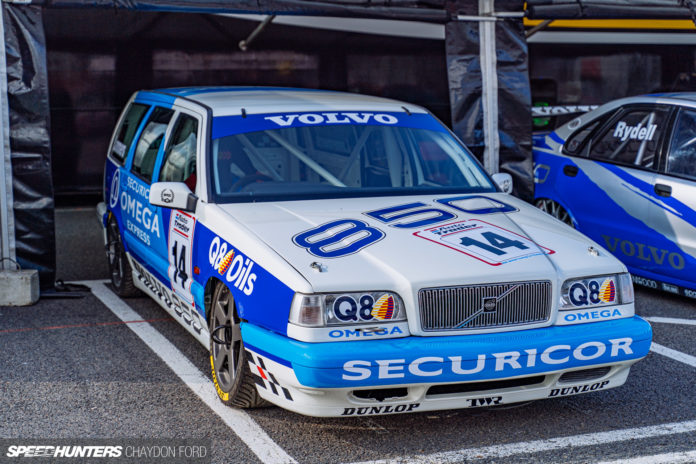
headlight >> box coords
[289,291,405,327]
[560,273,633,310]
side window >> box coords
[131,107,175,183]
[159,113,199,190]
[666,108,696,180]
[588,107,670,169]
[110,103,149,164]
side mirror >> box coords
[492,173,513,194]
[149,182,198,212]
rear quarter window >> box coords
[110,103,149,164]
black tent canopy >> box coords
[1,0,694,288]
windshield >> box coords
[210,114,495,202]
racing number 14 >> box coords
[460,232,529,256]
[168,211,196,304]
[171,242,188,285]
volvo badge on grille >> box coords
[454,285,520,329]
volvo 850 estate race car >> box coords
[534,93,696,299]
[98,87,651,417]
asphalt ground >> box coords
[1,207,695,463]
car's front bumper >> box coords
[241,316,652,417]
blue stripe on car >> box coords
[241,317,652,388]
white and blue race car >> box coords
[98,87,651,417]
[534,93,696,299]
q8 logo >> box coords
[569,278,617,307]
[332,294,396,322]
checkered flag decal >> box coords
[246,350,293,401]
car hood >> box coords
[218,193,624,294]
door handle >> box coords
[654,183,672,197]
[563,165,579,177]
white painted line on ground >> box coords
[596,449,696,464]
[644,316,696,326]
[84,281,296,464]
[347,419,696,464]
[650,342,696,369]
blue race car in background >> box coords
[534,93,696,298]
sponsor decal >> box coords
[602,235,685,270]
[549,380,609,397]
[119,176,161,245]
[332,294,397,323]
[612,121,657,142]
[246,350,293,401]
[467,396,503,407]
[341,403,420,416]
[109,170,120,208]
[599,279,616,303]
[631,275,658,289]
[371,295,395,320]
[365,201,456,229]
[414,220,553,266]
[531,105,598,116]
[216,250,234,275]
[161,188,174,204]
[168,210,196,304]
[265,112,398,127]
[208,236,256,295]
[328,326,404,339]
[364,197,518,231]
[631,275,696,299]
[294,197,521,259]
[437,196,518,215]
[568,277,617,307]
[562,308,623,323]
[210,355,229,402]
[662,283,680,294]
[131,259,204,334]
[342,338,634,381]
[294,219,384,258]
[126,175,150,198]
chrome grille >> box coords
[419,281,551,331]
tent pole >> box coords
[0,4,17,271]
[239,15,276,51]
[478,0,499,175]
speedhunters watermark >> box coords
[1,440,210,463]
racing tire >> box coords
[106,218,141,297]
[209,282,270,408]
[535,198,574,228]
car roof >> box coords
[646,92,696,104]
[601,92,696,109]
[139,87,429,117]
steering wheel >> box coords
[230,173,273,192]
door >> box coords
[121,105,175,280]
[157,111,201,307]
[649,107,696,289]
[555,105,671,272]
